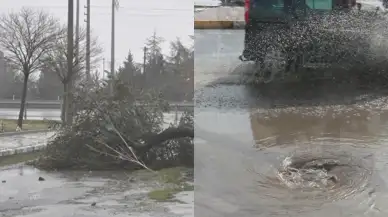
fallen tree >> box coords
[34,81,193,170]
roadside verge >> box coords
[0,129,52,137]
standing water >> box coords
[195,79,388,217]
[194,4,388,214]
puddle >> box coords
[0,166,193,217]
[194,28,388,217]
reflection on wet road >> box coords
[0,167,193,217]
[195,29,388,216]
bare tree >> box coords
[0,8,63,128]
[42,27,103,123]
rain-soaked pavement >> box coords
[194,29,388,216]
[0,166,193,217]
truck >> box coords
[239,0,388,83]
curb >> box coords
[0,129,53,137]
[0,143,47,157]
[194,5,219,9]
[194,20,245,29]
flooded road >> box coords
[0,166,193,217]
[195,29,388,216]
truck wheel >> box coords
[254,47,287,84]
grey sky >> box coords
[0,0,193,73]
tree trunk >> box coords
[67,84,74,125]
[61,83,67,123]
[135,126,194,151]
[64,81,74,125]
[17,74,29,129]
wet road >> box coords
[0,166,193,217]
[0,109,61,121]
[0,109,182,127]
[195,29,388,216]
[195,30,246,88]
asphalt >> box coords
[194,28,258,216]
[195,29,247,88]
[0,109,61,120]
[0,108,182,122]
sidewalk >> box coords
[0,132,55,156]
[194,6,245,29]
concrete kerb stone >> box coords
[0,143,47,157]
[194,6,245,29]
[0,130,55,158]
[0,129,52,137]
[194,20,245,29]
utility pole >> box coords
[66,0,74,125]
[85,0,91,82]
[110,0,119,95]
[75,0,80,65]
[102,58,105,80]
[143,46,147,75]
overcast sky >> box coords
[0,0,193,73]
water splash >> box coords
[245,136,382,216]
[246,7,388,82]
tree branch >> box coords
[0,8,62,76]
[42,25,102,85]
[136,126,193,151]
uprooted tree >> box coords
[0,8,64,128]
[34,78,194,171]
